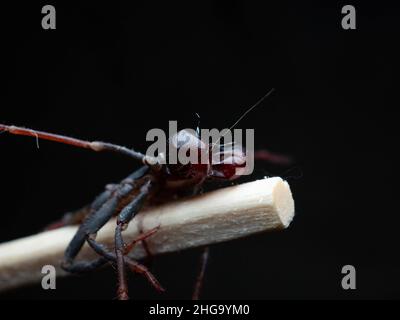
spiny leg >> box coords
[62,183,134,272]
[61,166,149,273]
[123,226,161,291]
[126,258,164,293]
[86,228,160,261]
[0,124,156,165]
[86,234,164,294]
[115,224,129,299]
[123,226,159,274]
[190,186,209,300]
[123,226,160,255]
[114,180,154,300]
[192,246,210,300]
[61,257,109,273]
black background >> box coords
[1,1,399,299]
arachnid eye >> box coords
[170,130,207,151]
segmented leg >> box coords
[86,232,164,294]
[61,257,109,273]
[62,183,134,272]
[192,246,210,300]
[114,179,154,300]
[190,185,209,300]
[61,166,149,273]
[123,226,160,255]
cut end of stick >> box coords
[273,180,295,228]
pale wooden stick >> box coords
[0,177,294,291]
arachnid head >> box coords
[164,129,247,182]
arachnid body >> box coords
[0,89,286,300]
[0,124,247,300]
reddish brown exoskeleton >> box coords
[0,122,252,298]
[0,89,290,299]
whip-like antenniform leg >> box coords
[0,124,156,164]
